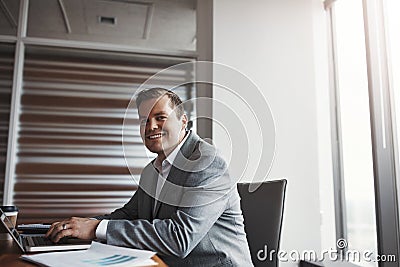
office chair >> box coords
[238,179,287,267]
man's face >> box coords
[138,95,187,157]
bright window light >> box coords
[334,0,378,266]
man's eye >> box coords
[156,116,167,121]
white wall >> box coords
[212,0,332,266]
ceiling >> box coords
[0,0,196,52]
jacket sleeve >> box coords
[104,155,233,258]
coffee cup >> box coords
[1,205,18,227]
[0,206,18,240]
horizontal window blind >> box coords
[14,46,195,223]
[0,43,14,206]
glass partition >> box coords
[14,45,196,223]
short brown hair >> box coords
[135,87,184,118]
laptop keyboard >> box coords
[26,236,55,247]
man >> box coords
[46,88,253,266]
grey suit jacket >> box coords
[96,131,253,266]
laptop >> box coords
[0,208,92,252]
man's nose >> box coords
[147,118,158,130]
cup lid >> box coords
[0,206,18,212]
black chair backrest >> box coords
[238,179,287,267]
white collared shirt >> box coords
[95,132,189,241]
[152,132,189,214]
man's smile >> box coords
[146,132,166,140]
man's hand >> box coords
[45,217,101,243]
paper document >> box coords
[21,242,158,267]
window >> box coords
[327,0,400,264]
[331,1,378,265]
[385,0,400,223]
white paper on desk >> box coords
[21,242,158,267]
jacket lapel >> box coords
[153,131,199,217]
[139,161,158,220]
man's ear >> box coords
[181,114,188,129]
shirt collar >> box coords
[154,131,189,168]
[164,131,189,165]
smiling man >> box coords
[138,89,187,163]
[46,88,253,266]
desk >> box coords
[0,238,168,267]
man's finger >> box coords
[53,228,72,243]
[48,221,67,241]
[45,221,59,237]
